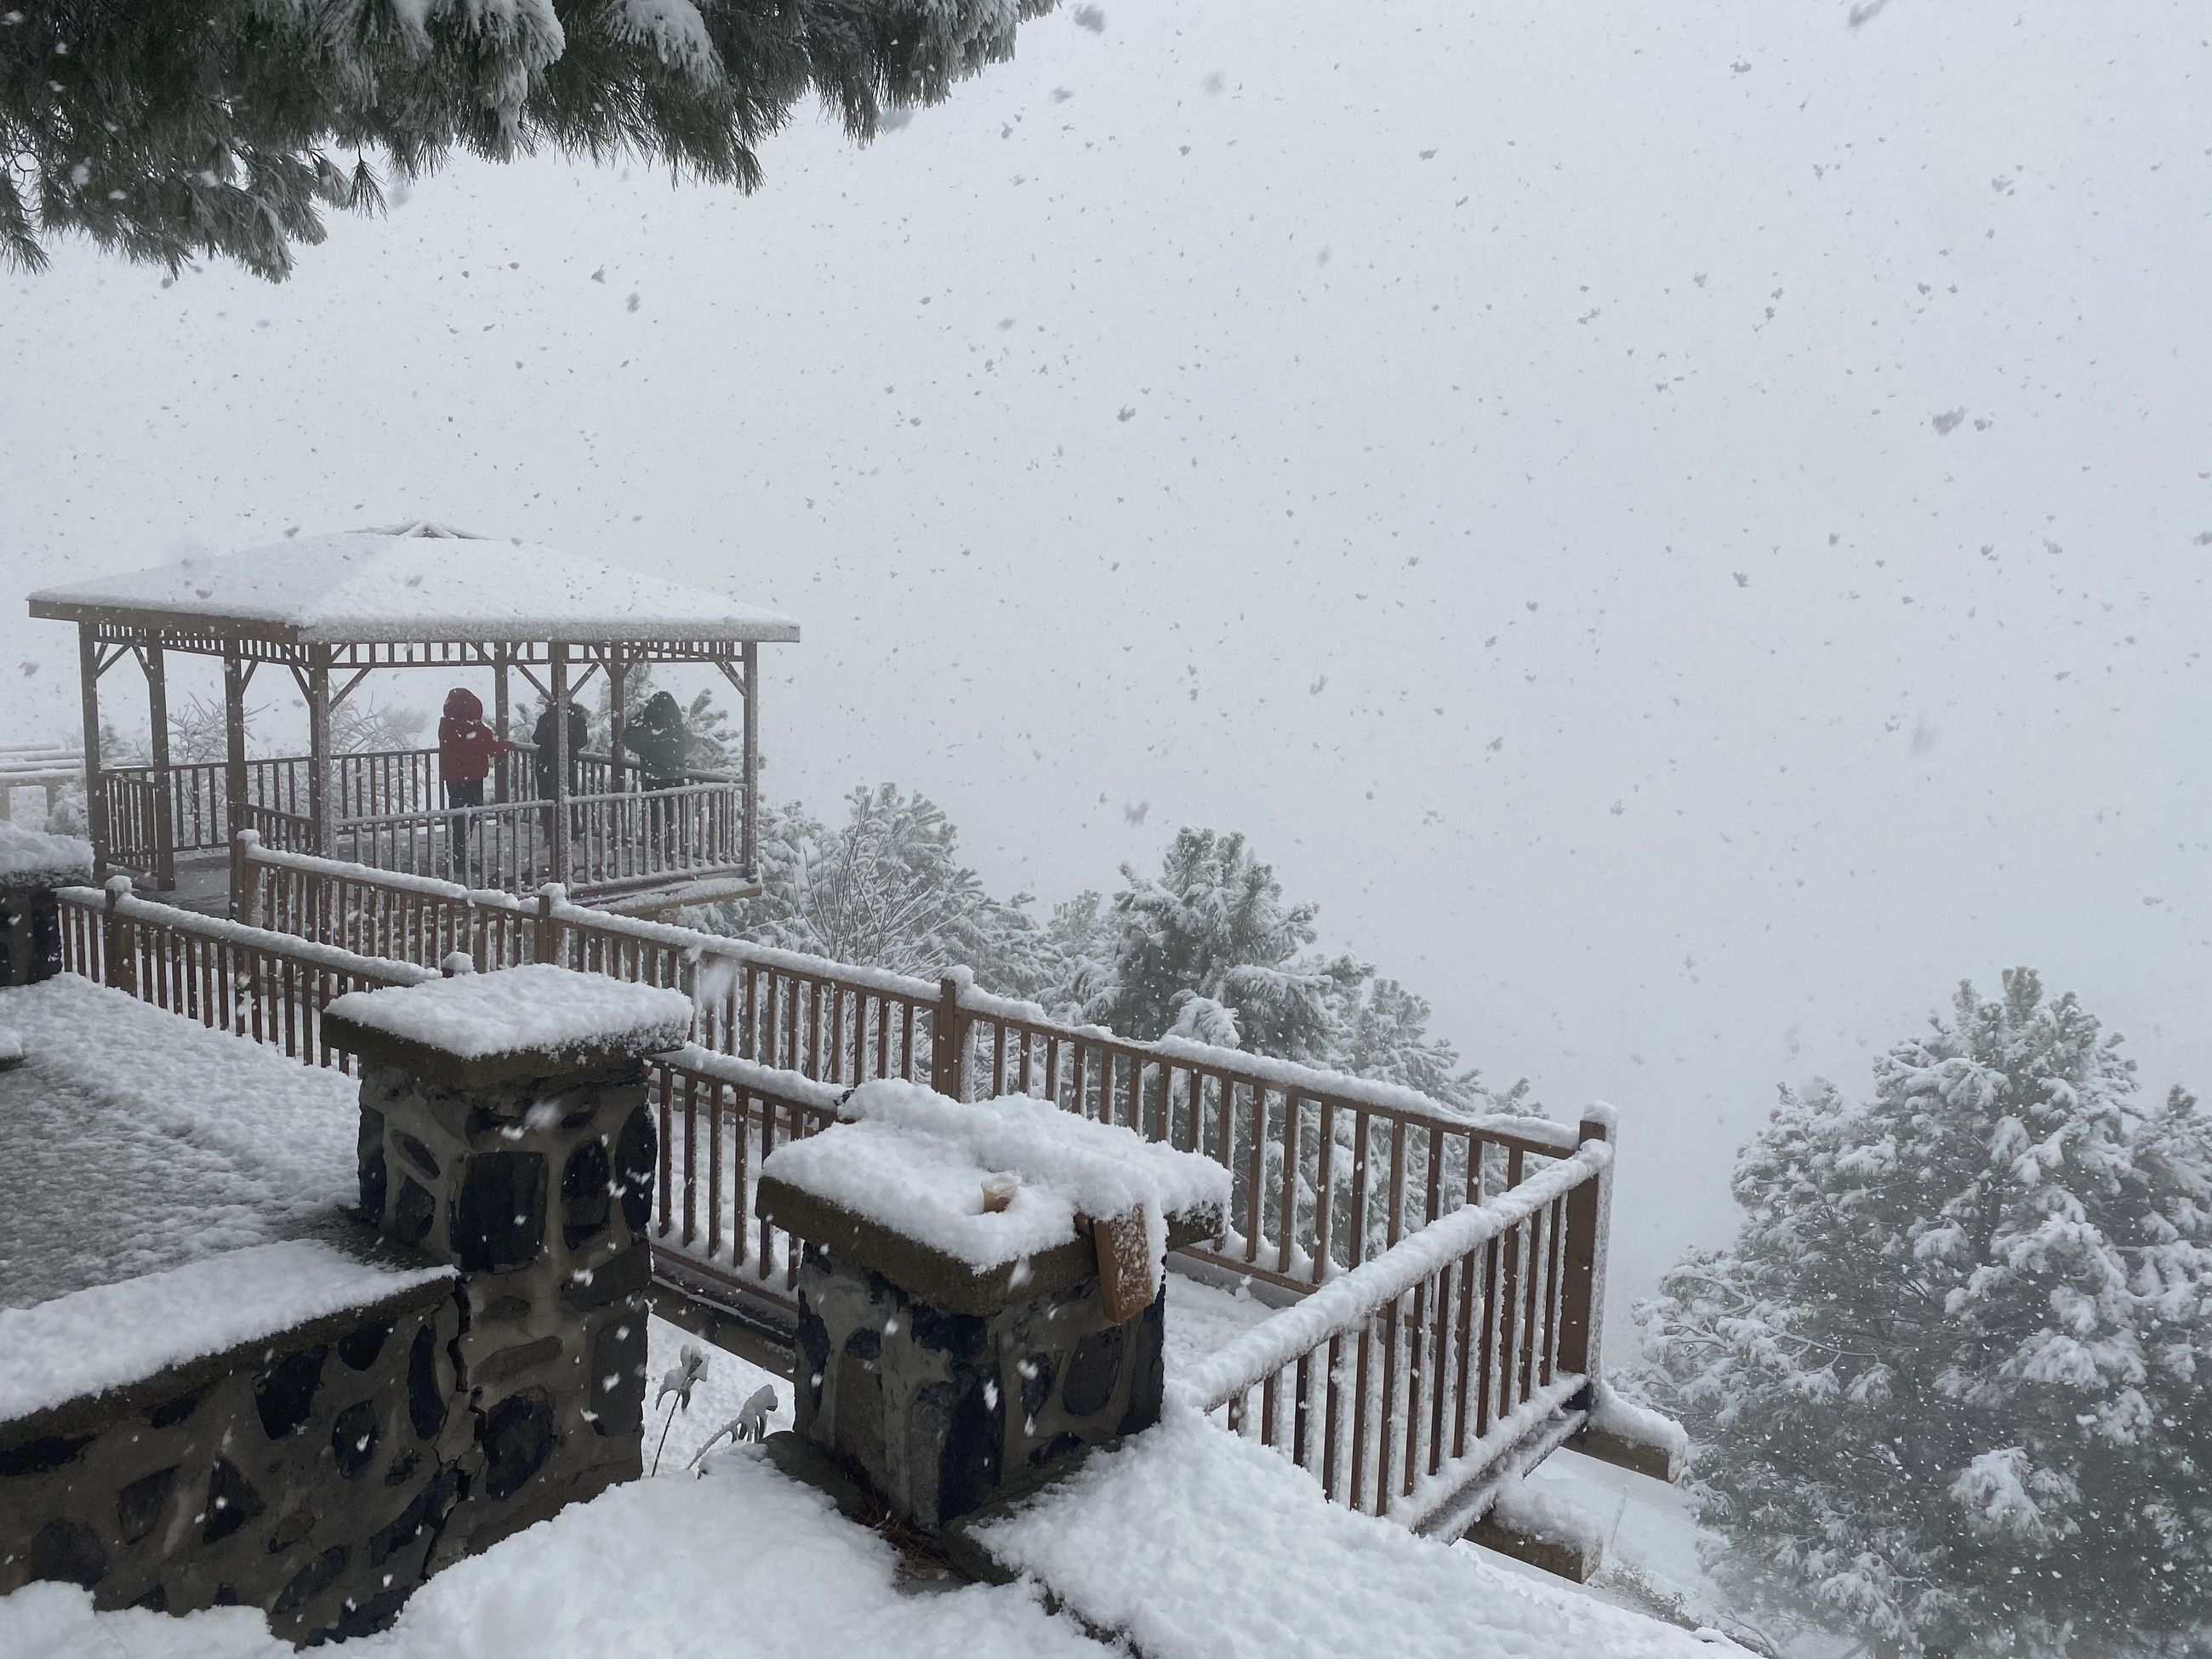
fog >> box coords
[3,0,2206,1323]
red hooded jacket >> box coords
[437,687,511,784]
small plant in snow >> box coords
[687,1384,779,1469]
[649,1343,709,1476]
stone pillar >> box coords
[324,970,678,1566]
[0,825,94,988]
[758,1173,1218,1534]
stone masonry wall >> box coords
[355,1054,659,1566]
[0,1269,469,1643]
[796,1246,1166,1532]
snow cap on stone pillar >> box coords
[322,963,693,1087]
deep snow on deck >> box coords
[0,976,359,1309]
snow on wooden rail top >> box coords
[761,1079,1230,1274]
[0,1240,453,1425]
[26,522,801,645]
[326,964,693,1060]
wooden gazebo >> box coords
[27,521,799,908]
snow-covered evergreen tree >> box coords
[3,0,1056,278]
[1639,970,2212,1658]
[700,784,1043,990]
[1089,828,1364,1064]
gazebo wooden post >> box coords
[741,641,759,875]
[549,641,572,887]
[607,652,629,790]
[142,631,175,890]
[223,648,249,845]
[306,645,334,857]
[492,645,512,806]
[76,621,109,875]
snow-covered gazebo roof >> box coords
[27,521,800,653]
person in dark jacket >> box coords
[621,692,693,865]
[620,692,692,788]
[532,700,591,843]
[436,687,513,872]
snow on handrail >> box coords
[236,840,1578,1147]
[659,1044,849,1114]
[55,884,435,985]
[1170,1140,1612,1415]
[244,836,522,907]
[1154,1034,1577,1149]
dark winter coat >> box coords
[436,687,511,784]
[531,704,591,793]
[621,693,691,788]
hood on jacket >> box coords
[442,687,484,723]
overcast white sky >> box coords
[3,0,2206,1320]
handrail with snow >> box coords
[1176,1140,1611,1413]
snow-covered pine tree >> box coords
[3,0,1057,278]
[699,784,1044,992]
[1090,828,1363,1063]
[1639,970,2212,1659]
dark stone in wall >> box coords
[145,1389,201,1430]
[368,1463,461,1570]
[254,1347,328,1440]
[589,1313,646,1438]
[938,1377,1002,1522]
[358,1106,387,1222]
[451,1152,546,1271]
[911,1299,988,1363]
[0,1434,90,1477]
[1019,1354,1057,1421]
[268,1505,317,1553]
[332,1402,379,1479]
[797,1300,830,1415]
[614,1107,655,1233]
[562,1142,611,1249]
[392,1178,436,1247]
[475,1337,562,1388]
[560,1241,647,1314]
[407,1325,448,1441]
[202,1460,265,1544]
[482,1392,554,1501]
[1118,1293,1166,1438]
[338,1318,393,1372]
[396,1133,442,1179]
[1062,1326,1122,1418]
[271,1545,347,1618]
[29,1519,106,1588]
[115,1467,174,1545]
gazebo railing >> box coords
[94,751,681,885]
[329,779,744,894]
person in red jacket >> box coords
[436,687,513,875]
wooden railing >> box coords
[54,864,1620,1519]
[1173,1126,1611,1527]
[325,779,741,895]
[52,880,430,1069]
[236,839,1586,1310]
[100,772,169,879]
